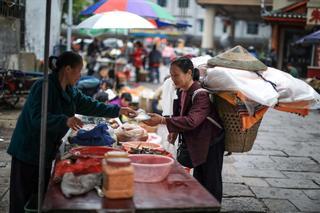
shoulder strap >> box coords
[191,88,223,129]
[191,88,208,103]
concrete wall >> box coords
[25,0,64,60]
[0,17,20,68]
[273,0,300,10]
[308,0,320,7]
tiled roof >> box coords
[262,0,307,22]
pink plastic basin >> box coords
[128,154,174,183]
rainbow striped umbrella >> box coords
[80,0,175,21]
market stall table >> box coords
[42,162,220,212]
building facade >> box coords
[152,0,271,50]
[25,0,64,60]
[263,0,320,76]
[0,0,25,68]
[0,0,64,70]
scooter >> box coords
[0,69,43,107]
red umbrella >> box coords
[80,0,175,21]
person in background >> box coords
[109,92,132,107]
[248,46,258,58]
[148,44,162,83]
[287,63,299,78]
[162,42,176,66]
[94,79,117,103]
[109,92,133,122]
[270,48,278,68]
[132,41,146,82]
[94,91,109,103]
[7,51,137,213]
[143,57,225,202]
[86,38,101,76]
[95,66,111,81]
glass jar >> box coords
[102,157,134,199]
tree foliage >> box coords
[62,0,98,25]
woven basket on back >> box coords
[214,95,261,152]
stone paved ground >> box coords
[0,106,319,212]
[220,109,320,212]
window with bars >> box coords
[247,22,259,35]
[157,0,167,7]
[198,19,203,32]
[178,0,189,8]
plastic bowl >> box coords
[128,154,174,183]
[121,141,161,152]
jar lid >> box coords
[106,158,131,167]
[104,151,128,159]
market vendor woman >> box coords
[7,51,137,213]
[144,57,225,202]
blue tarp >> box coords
[295,30,320,44]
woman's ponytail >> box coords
[48,51,82,73]
[48,56,59,72]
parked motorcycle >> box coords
[0,69,43,108]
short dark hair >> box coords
[121,92,132,102]
[98,66,108,72]
[95,92,109,103]
[170,57,199,81]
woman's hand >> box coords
[167,133,178,144]
[66,116,83,131]
[119,107,137,118]
[143,113,163,126]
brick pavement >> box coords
[0,108,319,212]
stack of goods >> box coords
[53,146,123,198]
[52,112,173,199]
[200,46,320,152]
[53,146,119,183]
[102,151,134,199]
[114,123,148,142]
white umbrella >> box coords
[76,11,156,29]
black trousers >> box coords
[193,141,224,203]
[9,157,51,213]
[135,67,140,82]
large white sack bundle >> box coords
[263,67,320,107]
[203,66,279,107]
[203,66,320,109]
